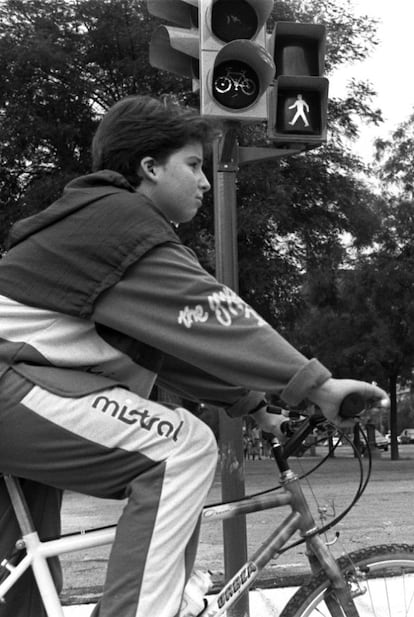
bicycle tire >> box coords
[278,543,414,617]
[240,78,256,96]
[214,76,232,94]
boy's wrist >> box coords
[247,399,268,415]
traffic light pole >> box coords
[213,126,306,617]
[213,125,249,617]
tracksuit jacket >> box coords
[0,170,331,617]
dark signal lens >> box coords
[275,37,320,76]
[211,0,258,42]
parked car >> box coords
[398,428,414,444]
[373,430,389,451]
[359,428,388,454]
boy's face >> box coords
[142,142,211,224]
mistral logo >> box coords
[178,286,266,329]
[92,396,183,441]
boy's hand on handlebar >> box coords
[308,378,390,427]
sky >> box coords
[328,0,414,160]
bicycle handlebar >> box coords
[281,393,366,458]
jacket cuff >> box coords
[281,358,331,406]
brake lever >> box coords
[281,413,326,459]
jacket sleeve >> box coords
[155,352,266,417]
[92,242,331,406]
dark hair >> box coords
[91,95,221,186]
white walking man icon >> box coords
[288,94,309,127]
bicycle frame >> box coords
[200,441,357,617]
[0,436,360,617]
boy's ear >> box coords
[139,156,158,181]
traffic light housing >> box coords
[147,0,276,122]
[147,0,200,82]
[200,0,275,120]
[267,22,329,145]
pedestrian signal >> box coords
[267,22,329,146]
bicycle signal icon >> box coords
[213,60,259,110]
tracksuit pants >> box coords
[0,369,218,617]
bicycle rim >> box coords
[278,544,414,617]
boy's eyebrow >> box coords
[187,154,204,163]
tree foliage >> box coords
[292,200,414,384]
[289,189,414,458]
[0,0,183,245]
[375,110,414,198]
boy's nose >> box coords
[200,171,211,192]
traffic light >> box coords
[200,0,275,120]
[147,0,276,122]
[267,22,329,146]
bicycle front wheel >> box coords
[279,543,414,617]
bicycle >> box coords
[1,395,413,617]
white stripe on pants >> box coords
[15,384,219,617]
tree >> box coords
[290,195,414,459]
[375,110,414,198]
[0,0,186,250]
[0,0,96,238]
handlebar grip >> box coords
[339,393,366,418]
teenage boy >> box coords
[0,95,387,617]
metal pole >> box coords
[213,127,249,617]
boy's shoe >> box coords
[178,570,212,617]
